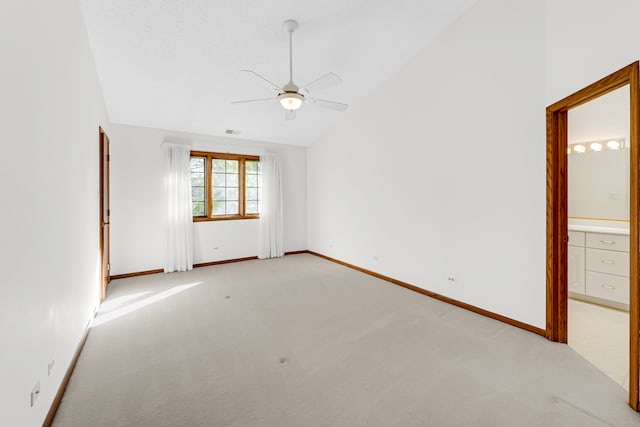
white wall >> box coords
[568,86,631,220]
[0,1,108,425]
[308,0,640,330]
[546,0,640,106]
[568,85,630,145]
[108,124,307,275]
[308,0,547,327]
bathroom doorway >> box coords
[546,61,640,410]
[566,85,630,391]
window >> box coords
[190,151,260,221]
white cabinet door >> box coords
[568,230,585,247]
[568,245,586,294]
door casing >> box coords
[99,127,110,301]
[546,61,640,410]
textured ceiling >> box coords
[80,0,477,146]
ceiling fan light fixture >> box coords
[279,92,304,111]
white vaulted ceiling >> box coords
[80,0,477,146]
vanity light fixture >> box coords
[573,144,586,153]
[568,138,625,154]
[607,139,621,149]
[590,142,603,151]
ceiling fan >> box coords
[232,19,348,120]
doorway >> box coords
[546,61,640,410]
[566,85,630,391]
[99,127,111,301]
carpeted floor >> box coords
[53,254,640,426]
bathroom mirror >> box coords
[568,85,630,221]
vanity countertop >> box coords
[568,224,629,235]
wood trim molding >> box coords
[193,256,258,268]
[283,250,310,255]
[110,251,310,281]
[630,62,640,411]
[308,251,546,337]
[109,269,164,280]
[42,324,91,426]
[546,61,640,410]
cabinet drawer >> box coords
[568,231,585,247]
[586,248,629,277]
[586,271,629,305]
[585,232,629,252]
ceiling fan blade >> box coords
[285,110,296,120]
[305,98,348,111]
[240,70,282,92]
[300,72,342,94]
[231,98,275,104]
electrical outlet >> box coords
[213,247,220,251]
[372,255,379,261]
[48,359,55,376]
[447,276,456,282]
[30,381,40,407]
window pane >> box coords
[225,160,239,173]
[192,201,205,216]
[246,174,257,187]
[212,201,225,215]
[190,157,206,218]
[192,187,204,201]
[226,173,238,187]
[213,188,225,201]
[190,157,205,173]
[226,201,238,214]
[191,174,204,187]
[246,160,258,173]
[213,174,226,186]
[246,188,258,201]
[226,188,238,201]
[212,159,226,172]
[246,201,258,214]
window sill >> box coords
[193,215,259,222]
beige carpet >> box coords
[53,254,640,426]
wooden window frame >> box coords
[191,151,260,222]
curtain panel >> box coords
[164,144,194,272]
[258,154,284,259]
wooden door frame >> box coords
[99,127,110,302]
[546,61,640,410]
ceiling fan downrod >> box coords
[283,19,299,85]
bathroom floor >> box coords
[568,298,629,390]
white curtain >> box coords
[258,154,284,259]
[164,144,193,272]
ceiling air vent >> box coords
[225,129,240,135]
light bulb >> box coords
[573,144,586,153]
[607,140,621,149]
[590,142,602,151]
